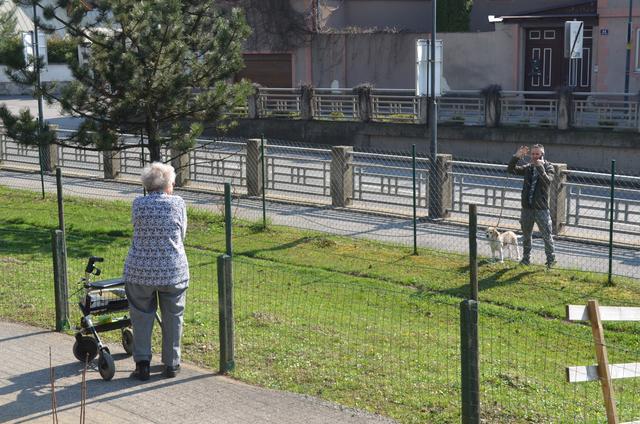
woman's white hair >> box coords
[141,162,176,192]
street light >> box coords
[32,1,46,199]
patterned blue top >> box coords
[123,192,189,287]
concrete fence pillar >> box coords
[43,123,59,172]
[557,89,573,130]
[103,150,121,179]
[171,147,190,187]
[429,153,453,219]
[481,85,501,128]
[330,146,353,207]
[300,85,314,120]
[418,96,429,125]
[246,138,265,197]
[247,83,262,119]
[354,84,373,122]
[550,163,568,234]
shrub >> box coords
[0,35,25,67]
[47,36,76,64]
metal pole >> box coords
[608,160,615,285]
[624,0,633,95]
[217,254,235,373]
[56,168,64,233]
[32,3,45,199]
[428,0,439,219]
[224,182,232,256]
[412,144,418,255]
[260,135,267,229]
[469,204,478,301]
[140,130,147,196]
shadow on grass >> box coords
[0,220,126,260]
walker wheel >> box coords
[98,350,116,381]
[122,327,134,355]
[73,335,98,363]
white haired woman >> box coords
[123,162,189,381]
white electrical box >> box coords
[564,21,584,59]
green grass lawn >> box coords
[1,185,639,423]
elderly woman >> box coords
[124,162,189,381]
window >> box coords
[543,30,555,39]
[529,30,541,40]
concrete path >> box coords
[0,320,395,424]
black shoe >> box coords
[131,361,150,381]
[164,365,180,378]
[519,258,530,266]
[546,259,557,269]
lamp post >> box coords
[32,1,46,198]
[428,0,439,219]
[624,0,633,94]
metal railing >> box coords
[439,91,484,126]
[265,144,332,202]
[573,92,639,130]
[189,140,247,190]
[371,89,419,123]
[500,91,558,128]
[313,88,359,121]
[352,151,430,210]
[258,88,301,119]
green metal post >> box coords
[412,144,418,255]
[32,3,45,199]
[608,160,615,285]
[261,135,267,229]
[224,183,232,256]
[469,204,478,301]
[460,299,480,423]
[56,168,65,233]
[217,254,235,373]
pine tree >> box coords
[0,0,252,162]
[437,0,473,33]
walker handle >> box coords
[85,256,104,274]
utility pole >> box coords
[32,2,46,199]
[624,0,633,94]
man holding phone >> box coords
[508,144,556,268]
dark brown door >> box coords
[524,27,592,92]
[235,54,292,88]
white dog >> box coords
[484,227,521,263]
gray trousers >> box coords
[520,208,555,263]
[126,283,187,367]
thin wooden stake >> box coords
[49,347,58,424]
[588,300,618,424]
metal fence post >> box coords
[412,144,418,255]
[224,182,232,256]
[217,254,235,373]
[460,299,480,424]
[608,160,616,285]
[461,203,480,423]
[51,229,69,331]
[261,135,267,228]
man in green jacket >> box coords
[507,144,556,268]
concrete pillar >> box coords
[354,84,372,122]
[247,83,261,119]
[246,138,265,197]
[171,147,190,187]
[557,88,572,130]
[429,153,453,219]
[300,85,314,120]
[43,124,59,172]
[418,96,429,124]
[103,150,121,179]
[550,163,568,234]
[482,85,501,128]
[330,146,353,207]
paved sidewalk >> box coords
[0,321,395,424]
